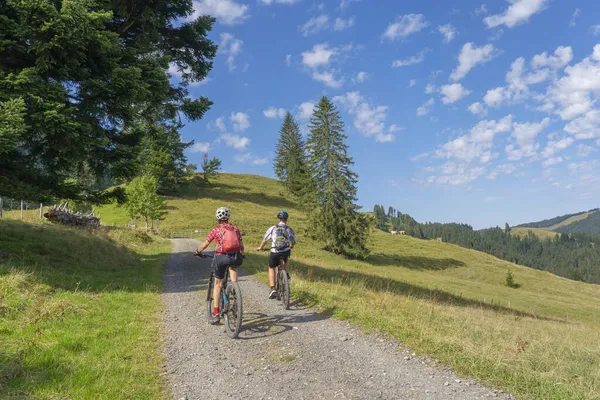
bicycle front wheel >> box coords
[224,282,243,339]
[278,269,290,310]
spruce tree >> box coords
[305,96,372,258]
[273,113,307,195]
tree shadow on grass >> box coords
[365,252,465,270]
[243,252,557,322]
[0,220,164,293]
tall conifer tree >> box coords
[305,96,371,257]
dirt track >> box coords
[162,239,513,400]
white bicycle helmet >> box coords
[215,207,230,221]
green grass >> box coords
[0,220,170,399]
[511,227,559,240]
[101,173,600,400]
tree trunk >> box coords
[21,200,24,219]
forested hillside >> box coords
[373,204,600,284]
[555,210,600,234]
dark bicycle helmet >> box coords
[277,210,289,220]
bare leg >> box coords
[268,267,276,287]
[229,267,238,282]
[213,278,222,312]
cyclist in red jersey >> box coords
[196,207,244,323]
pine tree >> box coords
[201,153,222,184]
[305,96,372,258]
[273,113,307,196]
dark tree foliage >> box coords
[273,112,307,196]
[306,97,372,258]
[0,0,217,201]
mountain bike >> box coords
[260,249,290,310]
[195,251,243,339]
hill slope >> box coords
[517,208,600,234]
[97,173,600,399]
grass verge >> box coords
[0,220,171,399]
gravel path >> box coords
[162,239,514,400]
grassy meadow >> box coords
[0,220,170,398]
[99,173,600,400]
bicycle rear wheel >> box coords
[206,274,215,324]
[223,281,243,339]
[278,269,290,310]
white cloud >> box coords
[451,42,497,81]
[543,45,600,121]
[334,91,397,143]
[191,142,211,153]
[506,118,550,160]
[220,133,250,150]
[440,83,471,104]
[426,162,487,186]
[333,17,355,31]
[285,54,292,66]
[564,110,600,139]
[487,163,516,179]
[352,71,368,84]
[436,115,513,164]
[542,157,564,168]
[592,25,600,36]
[220,33,243,71]
[230,112,250,132]
[300,14,330,36]
[252,157,269,165]
[425,83,436,94]
[484,87,509,108]
[531,46,573,70]
[264,107,286,119]
[297,101,315,120]
[312,70,344,88]
[300,14,354,36]
[190,0,249,25]
[382,14,428,41]
[411,152,429,162]
[340,0,360,8]
[438,24,457,44]
[417,98,434,117]
[484,0,548,28]
[542,136,574,158]
[392,49,430,68]
[577,144,596,157]
[468,102,488,117]
[260,0,302,4]
[408,79,416,88]
[569,9,580,28]
[215,117,226,132]
[301,43,337,68]
[475,4,488,15]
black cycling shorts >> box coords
[269,250,291,268]
[214,252,243,279]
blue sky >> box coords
[171,0,600,229]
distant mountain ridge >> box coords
[517,208,600,234]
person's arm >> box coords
[256,227,271,251]
[237,227,245,256]
[288,228,297,249]
[196,229,215,253]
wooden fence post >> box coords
[39,203,43,220]
[21,199,24,219]
[0,197,3,218]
